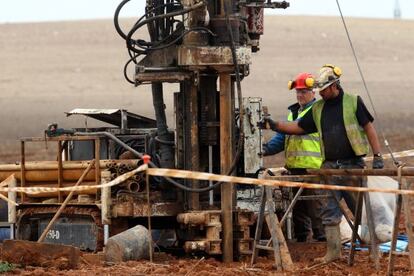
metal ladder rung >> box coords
[255,244,274,251]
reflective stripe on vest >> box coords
[287,135,320,142]
[312,92,369,159]
[284,104,322,169]
[286,151,322,158]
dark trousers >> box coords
[292,187,325,240]
[285,168,325,240]
[314,158,366,226]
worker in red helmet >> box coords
[260,65,384,264]
[262,72,325,242]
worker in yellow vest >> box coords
[260,64,384,264]
[262,72,325,242]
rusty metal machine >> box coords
[2,0,290,262]
[112,0,289,261]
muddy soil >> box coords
[3,243,412,275]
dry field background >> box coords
[0,16,414,275]
[0,16,413,165]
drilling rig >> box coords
[113,0,289,261]
[1,0,290,262]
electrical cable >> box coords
[335,0,400,166]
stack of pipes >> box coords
[0,160,140,198]
[106,162,144,193]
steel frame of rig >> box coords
[4,0,291,263]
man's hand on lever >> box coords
[257,116,278,131]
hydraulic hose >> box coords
[114,0,180,41]
[151,82,175,169]
[223,1,245,174]
[125,1,206,54]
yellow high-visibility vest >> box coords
[312,93,369,159]
[285,104,322,169]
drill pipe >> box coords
[0,160,138,171]
[0,160,139,182]
[0,169,96,182]
[0,182,97,197]
[123,180,141,193]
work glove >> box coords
[259,144,271,157]
[257,117,277,131]
[372,153,384,169]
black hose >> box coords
[123,27,215,83]
[123,56,137,84]
[114,0,131,40]
[223,1,245,173]
[114,0,180,41]
[151,82,175,169]
[155,136,175,145]
[125,2,206,54]
[144,27,215,52]
[116,1,210,83]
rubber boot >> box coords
[315,225,341,263]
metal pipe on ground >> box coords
[104,225,151,262]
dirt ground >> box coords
[3,243,412,275]
[1,15,414,275]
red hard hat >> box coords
[287,72,315,90]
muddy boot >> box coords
[315,225,341,263]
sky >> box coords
[0,0,413,24]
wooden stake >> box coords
[37,160,95,243]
